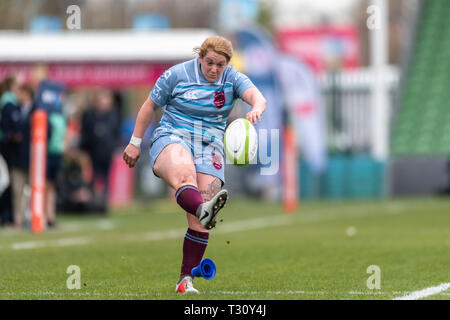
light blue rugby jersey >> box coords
[149,57,255,149]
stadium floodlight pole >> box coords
[370,0,389,162]
[370,0,390,198]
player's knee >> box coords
[174,171,197,189]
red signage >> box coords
[0,62,173,88]
[277,27,360,73]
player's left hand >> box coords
[246,109,262,125]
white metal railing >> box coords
[316,66,400,153]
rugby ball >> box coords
[224,118,258,166]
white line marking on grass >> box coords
[392,283,450,300]
[120,215,297,244]
[197,290,430,297]
[123,228,186,242]
[98,220,115,230]
[215,215,294,234]
[10,241,44,250]
[209,289,450,298]
[10,237,91,251]
[2,207,404,251]
[55,237,91,247]
[207,290,326,296]
[386,203,405,215]
[58,222,84,232]
[4,289,449,299]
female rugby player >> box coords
[122,36,266,293]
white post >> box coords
[370,0,389,162]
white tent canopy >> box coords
[0,29,215,62]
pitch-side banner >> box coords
[275,54,327,173]
[0,63,171,88]
[277,27,360,73]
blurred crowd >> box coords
[0,74,122,230]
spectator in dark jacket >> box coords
[10,83,35,228]
[0,75,21,226]
[80,89,120,212]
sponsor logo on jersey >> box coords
[212,152,223,170]
[213,90,226,108]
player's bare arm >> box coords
[122,97,156,168]
[242,87,267,125]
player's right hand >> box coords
[123,144,141,168]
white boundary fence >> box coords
[316,66,400,154]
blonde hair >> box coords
[194,36,233,62]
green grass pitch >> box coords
[0,197,449,300]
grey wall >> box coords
[390,156,450,196]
